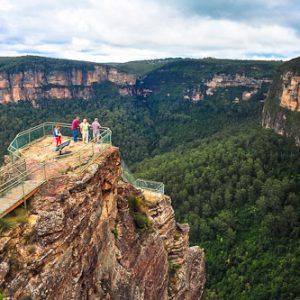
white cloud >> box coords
[0,0,299,62]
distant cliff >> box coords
[0,56,136,103]
[262,57,300,145]
[0,147,205,299]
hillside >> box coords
[262,56,300,144]
[135,128,300,299]
[108,58,182,76]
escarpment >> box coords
[0,147,205,299]
[0,57,136,103]
[262,56,300,145]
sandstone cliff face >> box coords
[205,74,270,97]
[262,58,300,146]
[0,147,205,299]
[0,65,136,103]
[279,72,300,112]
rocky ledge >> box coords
[0,147,205,299]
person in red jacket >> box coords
[71,116,80,142]
[53,124,62,147]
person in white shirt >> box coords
[80,119,91,143]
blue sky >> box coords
[0,0,299,62]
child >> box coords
[53,124,62,147]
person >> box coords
[91,118,101,143]
[80,119,91,143]
[71,116,80,142]
[53,124,62,147]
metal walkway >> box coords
[0,180,43,218]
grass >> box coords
[0,218,12,234]
[24,227,37,244]
[0,207,28,234]
[3,207,28,226]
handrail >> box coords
[121,162,164,195]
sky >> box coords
[0,0,300,62]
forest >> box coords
[0,57,299,299]
[135,128,300,299]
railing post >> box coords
[21,177,26,209]
[43,123,45,137]
[43,162,47,181]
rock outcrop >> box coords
[0,57,136,103]
[262,57,300,145]
[279,72,300,111]
[205,74,270,97]
[0,147,205,299]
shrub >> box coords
[9,255,22,272]
[168,262,180,276]
[111,227,118,238]
[128,195,152,232]
[0,218,12,233]
[132,212,151,230]
[128,195,143,212]
[27,245,36,254]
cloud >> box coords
[0,0,299,62]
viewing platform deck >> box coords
[0,122,164,219]
[0,122,112,218]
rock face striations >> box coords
[262,57,300,145]
[0,147,205,299]
[0,56,136,103]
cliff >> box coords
[0,147,205,299]
[262,57,300,145]
[0,56,136,103]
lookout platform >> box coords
[0,122,164,219]
[0,122,112,218]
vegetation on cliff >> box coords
[262,56,300,143]
[0,55,109,72]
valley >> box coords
[0,56,299,299]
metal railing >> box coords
[0,162,46,209]
[134,179,165,194]
[1,122,112,216]
[8,122,111,161]
[76,128,112,173]
[121,161,165,196]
